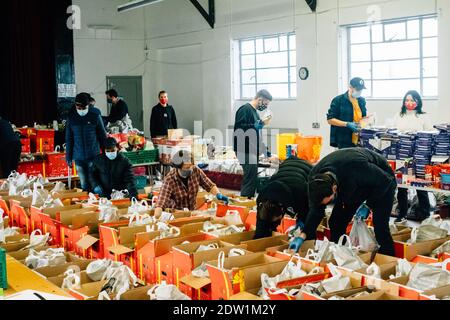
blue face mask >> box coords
[77,109,89,117]
[352,90,362,99]
[106,151,118,161]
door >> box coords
[106,76,144,131]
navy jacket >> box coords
[0,118,19,148]
[327,92,367,148]
[89,153,138,199]
[302,148,396,239]
[150,104,178,138]
[65,109,107,163]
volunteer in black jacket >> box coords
[150,91,178,138]
[89,137,138,199]
[327,78,367,149]
[290,148,397,256]
[104,89,129,125]
[233,90,273,198]
[0,116,21,178]
[254,157,312,239]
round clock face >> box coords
[299,67,309,80]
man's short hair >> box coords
[105,89,118,98]
[308,173,335,205]
[159,91,167,98]
[255,89,273,101]
[257,200,283,222]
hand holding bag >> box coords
[349,217,380,253]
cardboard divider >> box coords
[68,280,108,300]
[350,291,412,300]
[0,234,30,252]
[238,235,289,253]
[47,270,93,288]
[387,275,423,300]
[216,231,256,244]
[420,284,450,300]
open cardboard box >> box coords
[387,275,424,300]
[420,284,450,300]
[120,285,153,300]
[350,290,411,300]
[236,235,289,253]
[216,230,256,244]
[51,190,88,201]
[393,232,450,261]
[33,253,92,278]
[8,245,52,261]
[136,232,207,285]
[0,234,30,252]
[206,252,285,300]
[68,280,108,300]
[47,270,94,288]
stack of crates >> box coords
[122,149,159,165]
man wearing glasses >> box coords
[65,93,107,192]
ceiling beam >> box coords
[189,0,215,29]
[305,0,317,12]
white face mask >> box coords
[77,109,89,117]
[351,90,362,99]
[106,151,118,161]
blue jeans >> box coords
[75,159,94,192]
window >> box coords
[237,33,297,99]
[346,15,438,99]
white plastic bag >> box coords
[24,229,50,250]
[349,218,380,253]
[51,182,66,193]
[406,263,450,291]
[389,259,413,279]
[147,282,191,300]
[128,212,154,227]
[223,210,243,226]
[431,240,450,258]
[111,189,129,201]
[331,235,367,270]
[86,259,113,282]
[366,263,381,279]
[410,225,448,244]
[61,268,81,290]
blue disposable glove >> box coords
[254,120,265,131]
[216,193,229,205]
[346,122,360,133]
[266,149,272,158]
[296,220,305,231]
[289,237,305,253]
[93,186,104,196]
[356,203,370,220]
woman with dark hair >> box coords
[394,90,432,223]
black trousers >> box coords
[329,181,396,256]
[0,141,22,178]
[241,164,258,198]
[397,188,430,220]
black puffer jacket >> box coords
[255,158,312,239]
[89,153,138,199]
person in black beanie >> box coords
[254,157,312,239]
[0,116,21,178]
[89,137,138,199]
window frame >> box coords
[345,15,438,100]
[238,32,297,100]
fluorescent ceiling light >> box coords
[118,0,164,13]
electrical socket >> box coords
[312,122,320,129]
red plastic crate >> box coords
[46,152,67,178]
[17,161,45,177]
[132,166,146,176]
[21,138,31,154]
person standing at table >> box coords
[0,116,21,178]
[104,89,129,125]
[394,90,433,223]
[233,90,273,198]
[327,77,367,149]
[150,91,178,138]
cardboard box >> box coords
[206,252,284,300]
[229,291,263,300]
[10,199,32,234]
[120,285,152,300]
[237,235,289,253]
[420,284,450,300]
[76,234,102,260]
[47,270,94,288]
[59,210,99,251]
[393,233,450,261]
[68,280,108,300]
[33,253,92,279]
[179,275,213,301]
[136,232,207,285]
[0,234,30,252]
[100,224,149,274]
[216,231,256,244]
[350,291,412,300]
[387,276,423,300]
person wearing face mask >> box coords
[393,90,433,223]
[327,77,368,149]
[65,93,107,191]
[150,91,178,138]
[289,148,397,256]
[233,90,273,198]
[89,137,138,200]
[254,157,312,239]
[154,150,228,219]
[103,89,129,126]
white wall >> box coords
[73,0,450,156]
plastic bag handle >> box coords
[218,251,226,270]
[30,229,43,237]
[54,146,61,153]
[338,234,353,249]
[228,248,245,257]
[410,227,418,244]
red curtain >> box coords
[0,0,60,126]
